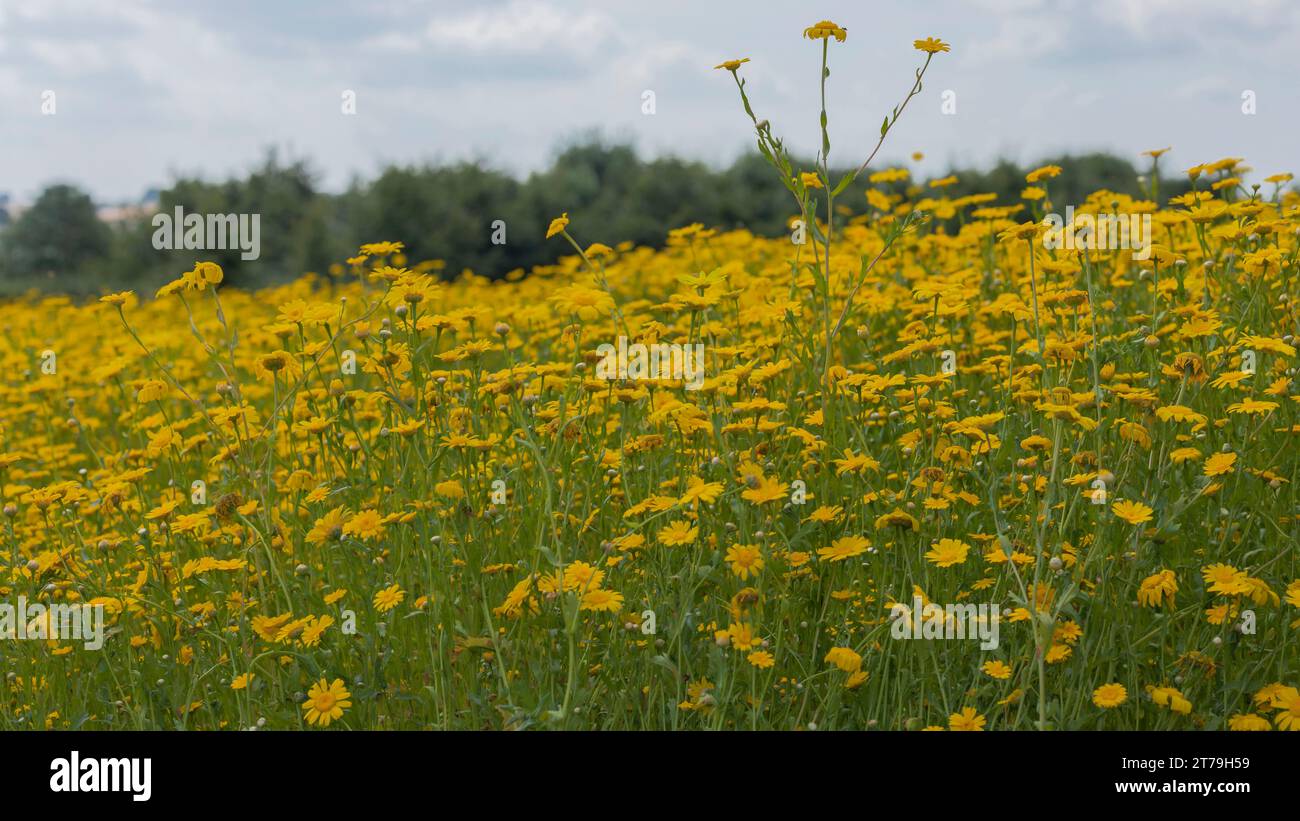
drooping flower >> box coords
[545,212,570,239]
[803,20,847,42]
[824,647,862,673]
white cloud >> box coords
[0,0,1296,203]
[969,0,1047,12]
[24,38,113,73]
[370,1,619,57]
[1105,0,1282,31]
[1174,76,1231,101]
[963,14,1064,66]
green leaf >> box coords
[831,171,857,197]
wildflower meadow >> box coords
[2,21,1298,735]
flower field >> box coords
[2,26,1298,732]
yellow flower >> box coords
[155,277,186,298]
[913,37,950,54]
[99,291,133,306]
[302,678,352,727]
[1150,686,1192,715]
[874,508,920,531]
[545,212,570,239]
[136,379,168,404]
[798,172,824,189]
[741,475,788,505]
[1020,434,1051,451]
[551,561,603,593]
[1093,683,1127,708]
[1025,164,1063,183]
[726,622,760,651]
[435,479,466,499]
[998,220,1042,242]
[254,350,297,381]
[1273,694,1300,731]
[1203,452,1237,476]
[1138,569,1178,608]
[948,707,986,731]
[925,538,969,568]
[1228,713,1272,731]
[1112,499,1153,525]
[725,543,765,579]
[550,284,614,321]
[824,646,862,673]
[981,660,1012,680]
[579,588,624,613]
[191,261,224,288]
[359,241,403,256]
[373,583,405,612]
[1227,399,1278,416]
[1286,580,1300,608]
[804,504,843,524]
[714,58,750,72]
[679,476,724,506]
[803,20,847,42]
[343,509,384,541]
[1045,644,1072,663]
[658,519,699,546]
[1202,563,1250,595]
[817,535,870,562]
[300,615,334,647]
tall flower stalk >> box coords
[718,24,948,397]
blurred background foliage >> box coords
[0,139,1196,295]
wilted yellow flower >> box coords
[803,20,847,42]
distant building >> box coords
[96,203,150,224]
[97,189,162,225]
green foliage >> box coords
[0,142,1193,295]
[0,184,111,289]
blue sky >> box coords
[1,0,1296,202]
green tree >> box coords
[0,142,1211,295]
[1,184,111,285]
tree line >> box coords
[0,140,1186,295]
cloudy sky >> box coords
[1,0,1296,202]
